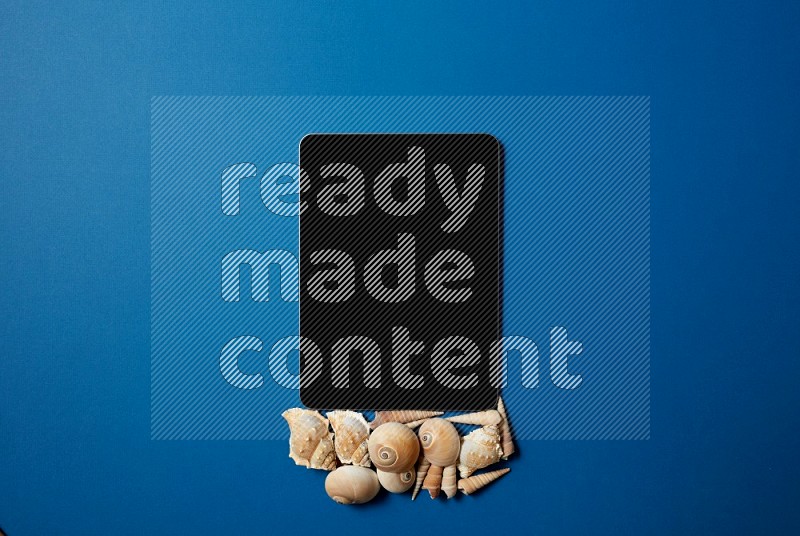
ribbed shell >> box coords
[442,465,458,499]
[457,468,511,495]
[458,425,502,478]
[370,411,443,429]
[445,409,502,426]
[422,464,443,499]
[282,408,336,471]
[497,396,515,459]
[328,410,371,467]
[411,457,430,500]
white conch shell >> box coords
[422,464,443,499]
[368,422,420,473]
[377,468,416,493]
[445,409,502,426]
[370,411,443,429]
[411,456,430,500]
[458,425,502,478]
[442,465,457,499]
[328,410,371,467]
[325,466,380,504]
[458,467,510,495]
[497,396,515,459]
[282,408,335,471]
[418,418,460,467]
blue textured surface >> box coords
[1,1,799,534]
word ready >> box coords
[299,134,500,410]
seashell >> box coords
[325,465,380,504]
[458,425,502,478]
[370,411,443,429]
[377,468,415,493]
[282,408,335,471]
[458,468,511,495]
[442,464,457,499]
[368,422,420,473]
[422,464,443,499]
[418,418,460,467]
[411,456,430,500]
[404,418,430,429]
[328,410,371,467]
[497,396,515,459]
[445,409,502,427]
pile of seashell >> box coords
[282,397,515,505]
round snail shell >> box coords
[418,418,460,467]
[368,422,420,473]
[377,467,416,493]
[324,466,380,505]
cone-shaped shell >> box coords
[377,468,416,493]
[282,408,335,471]
[328,410,371,467]
[411,457,430,500]
[422,464,443,499]
[404,418,430,429]
[442,465,457,499]
[368,422,420,473]
[446,409,502,426]
[370,411,444,429]
[497,396,515,459]
[458,468,511,495]
[458,425,502,478]
[325,466,380,504]
[418,418,460,467]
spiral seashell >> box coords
[445,409,502,426]
[377,467,416,493]
[328,410,371,467]
[458,425,502,478]
[411,456,430,500]
[325,466,380,504]
[442,464,457,499]
[457,468,511,495]
[368,422,420,473]
[422,464,443,499]
[370,411,443,429]
[418,418,460,467]
[497,396,515,459]
[281,408,335,471]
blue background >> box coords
[1,0,798,534]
